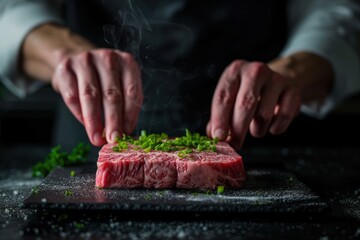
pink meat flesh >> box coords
[95,142,245,189]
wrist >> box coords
[21,23,96,81]
[268,52,334,103]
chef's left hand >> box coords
[206,60,301,150]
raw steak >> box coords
[96,142,245,189]
[96,144,144,188]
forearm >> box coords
[268,52,334,105]
[21,23,96,82]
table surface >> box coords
[1,144,360,240]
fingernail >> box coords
[93,132,104,145]
[111,131,119,143]
[214,129,227,140]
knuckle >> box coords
[103,88,122,103]
[246,62,269,82]
[227,60,244,78]
[81,85,99,100]
[52,60,72,90]
[237,92,258,110]
[85,116,101,126]
[99,50,116,70]
[120,52,137,67]
[107,114,122,125]
[215,89,233,105]
[126,83,142,103]
[121,52,135,63]
[63,91,78,105]
[77,51,92,65]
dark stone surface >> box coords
[1,145,360,239]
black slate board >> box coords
[23,166,328,214]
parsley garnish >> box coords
[31,187,40,195]
[64,190,73,196]
[113,129,218,156]
[32,143,90,178]
[74,221,85,229]
[217,186,225,194]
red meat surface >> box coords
[96,142,245,189]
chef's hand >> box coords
[207,53,333,150]
[21,23,143,146]
[52,49,143,146]
[207,60,301,150]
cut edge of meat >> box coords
[96,142,246,189]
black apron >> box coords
[54,0,288,149]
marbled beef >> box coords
[96,142,245,189]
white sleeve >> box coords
[281,0,360,118]
[0,0,63,98]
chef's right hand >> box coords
[51,49,143,146]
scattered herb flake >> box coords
[64,190,73,197]
[31,187,39,195]
[32,143,90,178]
[70,170,75,177]
[217,186,225,194]
[74,221,85,229]
[113,129,218,156]
[144,193,152,200]
[288,176,294,183]
[57,213,68,221]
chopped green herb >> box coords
[70,170,75,177]
[32,143,90,178]
[217,185,225,194]
[31,187,39,195]
[288,176,294,182]
[157,190,165,197]
[57,213,68,221]
[64,190,73,197]
[144,193,152,200]
[74,221,85,229]
[113,129,218,155]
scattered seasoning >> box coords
[217,186,225,194]
[32,143,91,178]
[70,170,75,177]
[64,190,73,197]
[113,129,218,156]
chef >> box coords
[0,0,359,150]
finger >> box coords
[116,51,143,135]
[209,60,244,141]
[52,59,84,124]
[269,89,301,135]
[93,50,124,143]
[74,52,106,146]
[231,62,269,149]
[249,73,283,137]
